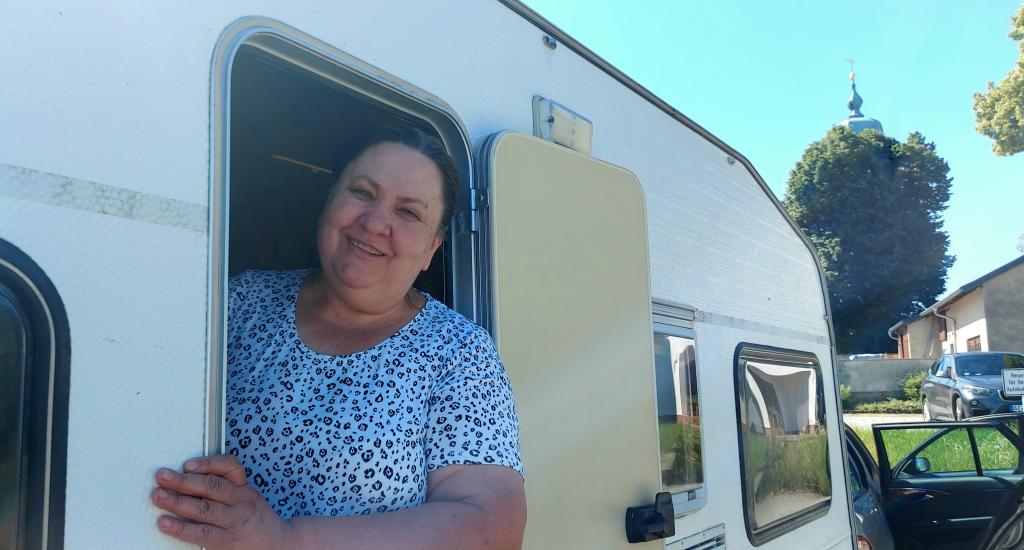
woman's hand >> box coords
[152,455,293,549]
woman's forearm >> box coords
[289,464,526,549]
[288,497,520,550]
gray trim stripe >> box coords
[0,163,207,233]
[696,310,829,346]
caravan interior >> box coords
[228,43,456,301]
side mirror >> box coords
[907,457,932,474]
[935,369,948,379]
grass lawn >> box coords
[850,424,1020,473]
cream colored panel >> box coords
[487,133,660,549]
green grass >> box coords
[850,424,1021,474]
[743,431,831,501]
[659,422,702,488]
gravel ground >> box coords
[842,413,923,429]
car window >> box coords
[958,354,1024,376]
[976,426,1022,474]
[879,427,977,478]
[914,428,976,476]
[847,449,866,496]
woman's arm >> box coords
[291,462,525,549]
[153,455,526,550]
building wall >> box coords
[984,261,1024,353]
[905,316,943,358]
[943,288,986,353]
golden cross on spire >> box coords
[845,58,856,82]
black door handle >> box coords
[625,491,675,543]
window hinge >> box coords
[455,187,488,235]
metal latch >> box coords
[625,491,675,543]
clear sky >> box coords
[523,0,1024,294]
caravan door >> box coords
[482,132,663,549]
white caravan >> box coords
[0,2,852,548]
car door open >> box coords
[872,417,1024,549]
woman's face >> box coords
[318,142,445,305]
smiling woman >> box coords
[151,126,526,548]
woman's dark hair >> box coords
[331,125,460,234]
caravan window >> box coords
[0,240,70,548]
[734,344,830,544]
[0,289,28,548]
[211,28,475,449]
[652,311,706,515]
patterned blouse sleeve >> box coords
[425,325,524,476]
[226,271,256,363]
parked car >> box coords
[920,352,1024,421]
[847,414,1024,549]
[844,425,894,550]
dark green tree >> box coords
[974,3,1024,156]
[785,127,954,353]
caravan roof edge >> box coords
[497,0,755,188]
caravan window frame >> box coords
[651,303,707,516]
[210,18,476,454]
[0,239,71,549]
[733,343,831,546]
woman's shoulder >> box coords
[229,269,310,294]
[417,294,495,349]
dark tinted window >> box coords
[0,292,28,548]
[735,345,830,543]
[847,452,866,496]
[0,239,71,549]
[957,354,1024,376]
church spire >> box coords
[838,63,883,134]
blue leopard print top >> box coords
[225,269,523,518]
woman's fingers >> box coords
[183,454,248,486]
[152,487,231,527]
[155,468,238,504]
[157,514,228,546]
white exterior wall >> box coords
[943,288,987,353]
[0,2,843,548]
[904,317,941,358]
[983,261,1024,353]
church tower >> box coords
[838,71,884,134]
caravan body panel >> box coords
[0,2,847,548]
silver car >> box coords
[845,424,894,550]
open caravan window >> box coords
[733,344,830,545]
[210,23,473,449]
[652,303,706,515]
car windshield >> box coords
[958,354,1024,376]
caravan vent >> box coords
[667,524,726,550]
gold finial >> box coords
[846,58,856,82]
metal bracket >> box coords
[455,187,488,235]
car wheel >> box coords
[953,396,969,421]
[922,397,932,422]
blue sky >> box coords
[523,0,1024,294]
